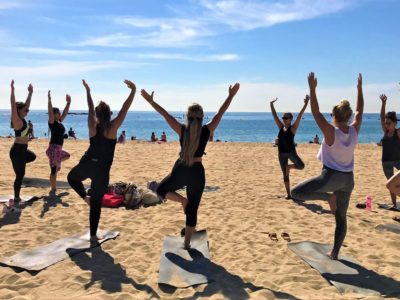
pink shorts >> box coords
[46,144,70,172]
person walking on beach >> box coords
[68,127,77,140]
[27,120,35,140]
[291,72,364,260]
[46,91,71,194]
[67,79,136,242]
[9,80,36,203]
[379,94,400,209]
[270,95,309,199]
[141,83,240,249]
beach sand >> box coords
[0,138,399,299]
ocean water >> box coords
[0,110,383,143]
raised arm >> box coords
[82,80,96,135]
[48,91,54,124]
[25,84,33,109]
[60,94,71,122]
[207,83,240,132]
[379,94,387,132]
[141,89,181,135]
[270,98,283,129]
[111,80,136,131]
[10,80,22,129]
[308,72,334,145]
[291,95,310,134]
[351,73,364,134]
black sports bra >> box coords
[14,119,29,137]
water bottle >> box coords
[366,196,372,210]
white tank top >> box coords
[317,126,358,172]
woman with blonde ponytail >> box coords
[141,83,240,249]
[292,73,364,260]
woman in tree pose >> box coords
[292,72,364,260]
[141,83,240,249]
[68,79,136,241]
[9,80,36,203]
[46,91,71,194]
[270,96,309,199]
[379,94,400,209]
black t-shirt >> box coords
[278,125,295,153]
[382,129,400,161]
[49,121,66,146]
[179,124,210,157]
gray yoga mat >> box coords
[378,203,400,212]
[0,195,37,203]
[22,177,89,189]
[288,241,400,297]
[1,230,119,271]
[159,230,214,288]
[376,224,400,234]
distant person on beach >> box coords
[313,134,320,144]
[118,130,126,144]
[46,91,71,194]
[68,79,136,242]
[379,94,400,209]
[270,95,309,199]
[209,130,214,142]
[291,73,364,260]
[68,127,77,140]
[141,82,240,249]
[28,120,35,140]
[150,132,158,142]
[160,131,167,142]
[9,80,36,203]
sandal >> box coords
[393,216,400,223]
[281,232,291,242]
[356,202,366,209]
[268,232,279,242]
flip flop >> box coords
[393,216,400,223]
[281,232,291,242]
[268,232,278,242]
[356,202,366,209]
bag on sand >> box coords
[124,184,142,209]
[102,193,124,208]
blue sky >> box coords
[0,0,399,112]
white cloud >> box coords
[134,52,239,62]
[198,0,352,30]
[11,47,98,56]
[0,2,23,10]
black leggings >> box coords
[9,143,36,199]
[67,157,110,237]
[157,160,205,227]
[278,151,305,182]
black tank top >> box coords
[179,124,210,157]
[84,126,117,166]
[382,129,400,162]
[14,119,29,137]
[278,125,295,153]
[49,121,66,146]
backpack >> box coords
[124,184,142,209]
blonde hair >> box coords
[332,100,353,124]
[180,103,204,166]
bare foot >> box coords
[90,235,103,242]
[181,197,188,213]
[328,251,338,260]
[328,193,337,214]
[184,243,191,250]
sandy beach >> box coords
[0,138,399,300]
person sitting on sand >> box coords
[160,131,167,142]
[379,94,400,209]
[118,130,126,144]
[68,127,77,140]
[291,72,364,260]
[270,95,309,199]
[68,79,136,242]
[313,134,320,144]
[141,82,240,249]
[150,132,158,142]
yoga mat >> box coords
[376,224,400,234]
[1,230,119,271]
[378,203,400,212]
[288,241,400,297]
[0,195,37,203]
[159,230,214,287]
[22,177,89,189]
[178,186,220,193]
